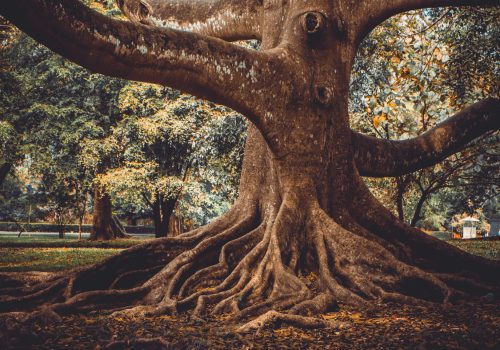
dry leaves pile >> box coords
[1,302,498,349]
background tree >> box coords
[0,0,498,331]
[350,6,499,227]
[96,83,246,237]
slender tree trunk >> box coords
[0,163,12,188]
[411,192,429,227]
[89,185,126,240]
[78,216,83,241]
[127,217,137,226]
[76,189,86,241]
[58,227,64,239]
[395,177,407,221]
[152,195,163,238]
[55,211,65,239]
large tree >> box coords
[0,0,498,331]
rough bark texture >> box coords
[0,0,499,332]
[152,194,177,238]
[353,98,499,177]
[89,186,127,241]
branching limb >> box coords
[117,0,263,41]
[352,98,499,177]
[354,0,499,41]
[0,0,277,125]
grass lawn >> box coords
[0,234,152,272]
[0,236,499,349]
[0,247,124,272]
[0,233,151,248]
[447,239,500,260]
[0,234,497,273]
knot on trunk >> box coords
[314,85,334,106]
[302,12,325,35]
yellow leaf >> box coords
[391,56,401,64]
[322,313,338,320]
[84,318,96,325]
[373,113,386,128]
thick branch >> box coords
[117,0,263,41]
[353,98,500,177]
[355,0,499,41]
[0,0,273,123]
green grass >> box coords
[0,234,151,272]
[0,235,497,273]
[0,247,124,272]
[0,234,151,248]
[447,240,500,261]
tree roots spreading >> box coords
[0,195,498,332]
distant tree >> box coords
[350,7,499,227]
[98,83,246,237]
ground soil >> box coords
[1,301,498,349]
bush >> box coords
[417,214,446,231]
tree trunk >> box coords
[395,177,407,222]
[55,213,65,239]
[153,193,177,238]
[127,217,137,226]
[89,186,127,241]
[411,192,429,228]
[58,227,64,239]
[78,216,83,241]
[0,163,12,188]
[0,0,498,332]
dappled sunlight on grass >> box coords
[446,240,500,260]
[0,234,152,248]
[0,247,123,272]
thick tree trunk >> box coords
[152,194,177,238]
[89,186,127,241]
[0,0,498,333]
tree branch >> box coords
[0,0,274,124]
[353,97,500,177]
[117,0,263,41]
[354,0,499,41]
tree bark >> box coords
[395,177,408,222]
[0,0,499,332]
[78,216,83,241]
[152,193,177,238]
[0,163,12,188]
[89,185,127,241]
[118,0,263,41]
[353,98,500,177]
[410,191,429,227]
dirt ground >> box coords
[1,301,498,350]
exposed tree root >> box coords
[237,311,331,332]
[0,191,498,332]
